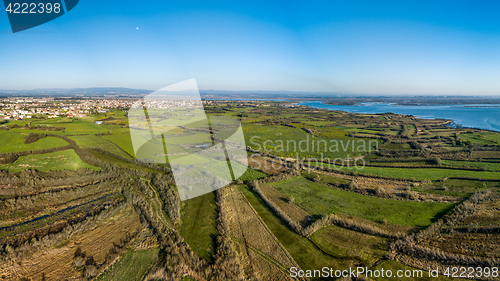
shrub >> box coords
[348,181,358,190]
[313,175,321,182]
[24,133,47,144]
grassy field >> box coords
[415,179,499,197]
[270,176,455,227]
[240,186,352,279]
[443,160,500,171]
[0,149,99,172]
[225,185,299,279]
[369,161,434,167]
[69,134,132,159]
[90,150,163,174]
[238,168,268,181]
[383,143,412,150]
[0,130,68,153]
[28,118,121,134]
[338,165,500,180]
[179,192,218,262]
[309,226,389,266]
[96,248,159,281]
[243,124,379,159]
[459,132,500,145]
[303,121,336,126]
[302,170,350,185]
[102,133,136,157]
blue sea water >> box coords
[299,102,500,132]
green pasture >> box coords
[102,133,135,157]
[0,149,99,172]
[243,124,379,159]
[371,260,469,281]
[269,176,455,227]
[310,226,389,266]
[90,150,162,174]
[303,121,335,126]
[301,170,350,185]
[238,168,268,181]
[415,179,500,197]
[383,143,412,150]
[442,160,500,171]
[29,118,119,134]
[179,192,218,262]
[0,130,68,153]
[97,248,159,281]
[240,186,350,278]
[68,135,132,159]
[459,132,500,145]
[336,165,500,181]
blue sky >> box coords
[1,0,499,95]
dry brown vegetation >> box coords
[224,185,301,281]
[423,232,500,259]
[248,156,289,175]
[460,194,500,227]
[472,151,500,159]
[0,204,141,281]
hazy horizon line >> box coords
[1,87,500,98]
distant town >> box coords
[0,97,280,121]
[0,98,134,120]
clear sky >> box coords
[1,0,499,95]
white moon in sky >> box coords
[136,27,139,30]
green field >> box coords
[383,143,412,150]
[0,149,99,172]
[442,160,500,171]
[344,128,381,134]
[309,226,388,266]
[302,170,350,185]
[69,134,132,159]
[102,133,135,157]
[97,248,159,281]
[243,124,379,159]
[459,132,500,145]
[303,121,335,126]
[90,150,163,174]
[179,192,217,261]
[238,168,268,181]
[27,118,121,134]
[240,186,350,279]
[369,161,434,167]
[415,179,499,197]
[337,165,500,181]
[270,176,455,227]
[0,130,68,153]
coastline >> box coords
[298,101,500,133]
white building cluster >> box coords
[0,98,134,120]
